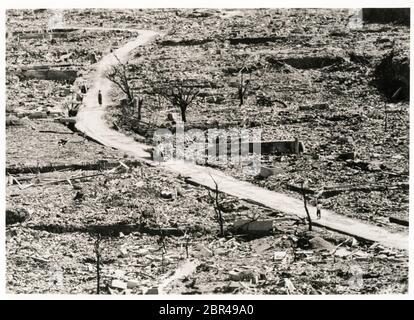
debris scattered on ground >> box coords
[5,8,409,295]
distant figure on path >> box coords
[98,90,102,106]
[316,199,322,220]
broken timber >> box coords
[29,223,185,237]
[6,160,143,175]
[389,217,409,227]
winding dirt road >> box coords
[76,29,158,158]
[76,29,408,250]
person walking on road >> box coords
[98,90,103,107]
[316,199,322,220]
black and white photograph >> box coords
[2,2,411,298]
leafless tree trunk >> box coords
[207,175,224,237]
[137,97,143,120]
[94,234,103,294]
[238,67,250,106]
[301,182,312,231]
[184,233,190,259]
[105,54,135,104]
[157,227,168,273]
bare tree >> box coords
[238,66,251,106]
[301,181,312,231]
[207,174,225,237]
[105,55,135,104]
[136,96,143,120]
[94,234,103,294]
[183,232,190,259]
[157,226,168,273]
[154,78,201,123]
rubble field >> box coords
[6,165,408,294]
[107,8,409,227]
[6,119,122,169]
[5,9,409,294]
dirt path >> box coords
[76,29,408,251]
[76,29,158,158]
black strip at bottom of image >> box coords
[1,300,412,318]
